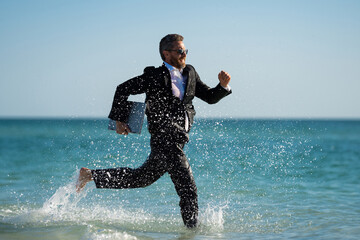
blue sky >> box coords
[1,0,359,119]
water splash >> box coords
[35,172,157,228]
[199,202,228,232]
[39,178,90,221]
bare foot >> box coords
[76,167,93,193]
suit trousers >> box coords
[91,134,198,228]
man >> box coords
[76,34,231,228]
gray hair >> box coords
[159,34,184,61]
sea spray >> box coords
[2,172,160,230]
[199,202,228,232]
[37,172,155,227]
[40,178,90,221]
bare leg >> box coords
[76,167,93,192]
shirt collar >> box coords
[163,61,183,73]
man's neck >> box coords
[163,61,183,72]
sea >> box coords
[0,118,359,240]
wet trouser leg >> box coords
[91,136,198,228]
[91,151,167,189]
[167,145,198,228]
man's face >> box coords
[163,41,187,69]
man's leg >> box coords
[168,147,198,228]
[77,151,167,191]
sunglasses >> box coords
[167,49,189,55]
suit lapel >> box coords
[183,65,194,101]
[160,64,172,92]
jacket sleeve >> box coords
[193,68,232,104]
[108,71,149,122]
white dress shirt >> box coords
[164,62,187,100]
[164,62,189,131]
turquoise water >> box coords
[1,119,359,239]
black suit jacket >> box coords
[108,64,231,142]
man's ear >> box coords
[163,50,169,60]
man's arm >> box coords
[108,70,150,123]
[194,69,232,104]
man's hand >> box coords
[116,121,131,135]
[218,71,231,88]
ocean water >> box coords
[0,119,359,240]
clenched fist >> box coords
[218,71,231,88]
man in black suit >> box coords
[76,34,231,228]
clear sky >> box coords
[1,0,359,119]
